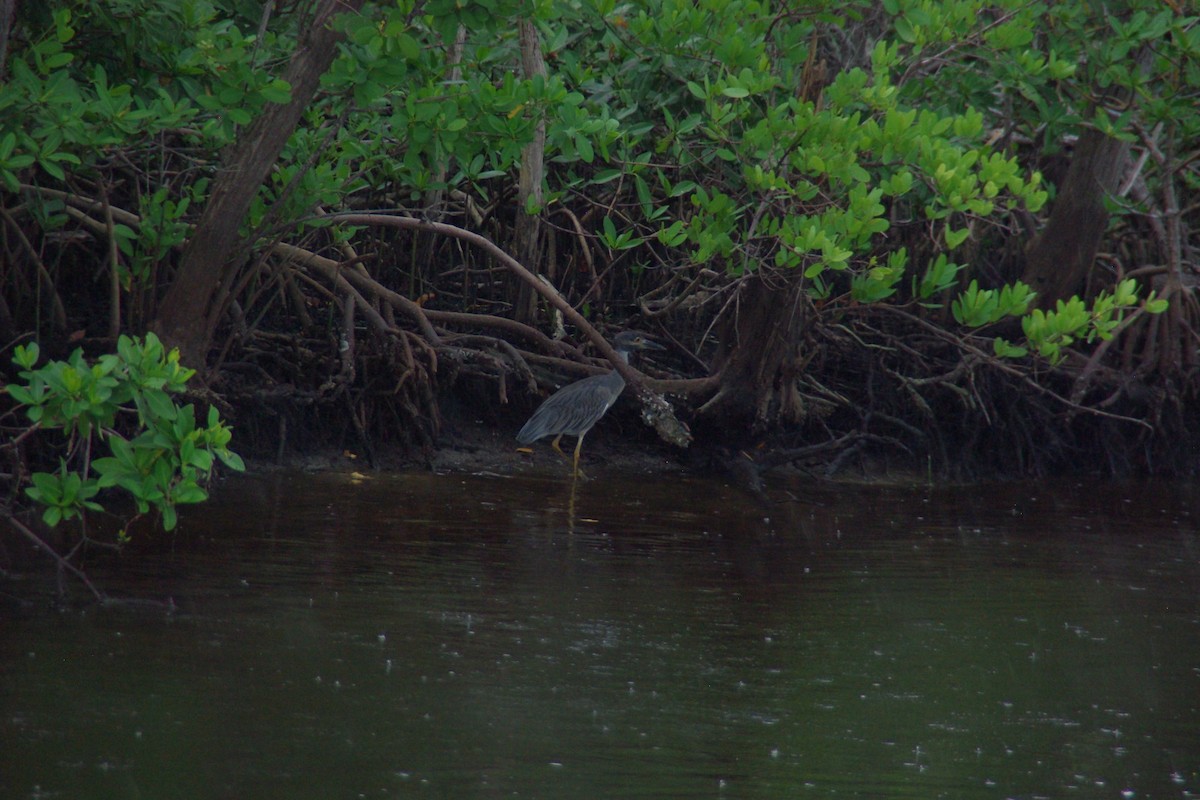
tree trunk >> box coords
[152,0,363,366]
[512,17,547,326]
[700,271,809,433]
[0,0,16,80]
[423,23,467,223]
[1021,127,1129,307]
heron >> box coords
[516,331,665,477]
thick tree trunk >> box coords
[152,0,363,366]
[700,271,808,433]
[1021,127,1129,307]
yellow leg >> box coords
[572,434,585,479]
[546,433,587,478]
[550,434,568,460]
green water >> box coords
[2,471,1198,798]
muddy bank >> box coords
[230,391,924,497]
[248,406,689,479]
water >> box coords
[2,471,1198,798]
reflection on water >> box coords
[2,470,1199,799]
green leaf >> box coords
[602,215,618,243]
[172,482,209,504]
[44,51,73,70]
[396,33,421,61]
[13,342,40,368]
[142,388,178,421]
[591,169,622,185]
[945,226,970,249]
[669,180,698,198]
[575,136,594,163]
[7,384,35,405]
[190,448,214,472]
[180,437,195,466]
[259,78,292,105]
[657,220,688,247]
[217,450,246,471]
[993,338,1028,358]
[39,157,66,181]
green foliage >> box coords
[25,464,104,529]
[313,0,556,210]
[3,0,1193,405]
[1016,280,1166,365]
[543,0,1050,305]
[884,0,1200,230]
[852,250,907,303]
[599,215,642,251]
[120,185,201,290]
[6,334,245,532]
[951,280,1035,327]
[0,132,36,192]
[948,278,1167,365]
[0,0,1138,312]
[915,253,964,301]
[0,6,204,189]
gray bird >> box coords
[517,331,665,477]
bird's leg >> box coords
[572,434,587,480]
[550,434,569,461]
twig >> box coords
[0,207,69,330]
[2,512,107,604]
[98,181,123,339]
